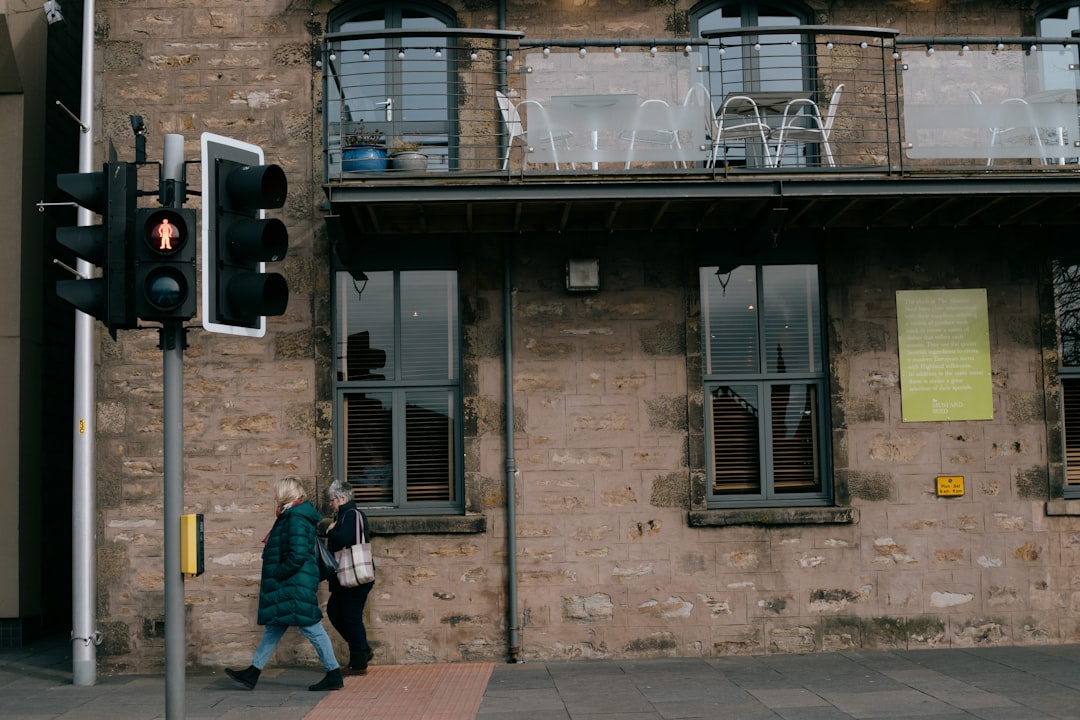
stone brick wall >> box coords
[88,0,1080,672]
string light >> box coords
[362,50,370,60]
[996,42,1005,50]
[614,44,622,55]
[649,45,658,56]
[825,42,834,50]
[860,41,868,49]
[434,47,442,58]
[579,46,587,57]
[684,44,692,54]
[542,45,550,57]
[926,45,934,55]
[397,48,405,59]
[506,51,513,61]
[470,48,478,60]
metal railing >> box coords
[320,26,1080,181]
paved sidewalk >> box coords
[6,634,1080,719]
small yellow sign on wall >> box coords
[936,476,965,497]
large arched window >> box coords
[327,1,457,167]
[692,0,813,96]
[691,0,816,165]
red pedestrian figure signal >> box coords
[134,206,197,321]
[155,217,176,251]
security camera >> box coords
[44,0,63,25]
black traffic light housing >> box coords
[201,133,289,337]
[134,206,197,321]
[55,160,138,331]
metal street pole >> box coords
[161,134,186,720]
[71,0,99,687]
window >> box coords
[692,1,820,166]
[1053,262,1080,496]
[701,264,830,506]
[334,269,462,513]
[326,1,457,169]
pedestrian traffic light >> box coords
[201,133,289,338]
[133,206,197,321]
[54,160,138,331]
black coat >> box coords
[326,501,371,554]
[257,500,324,627]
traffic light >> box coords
[55,160,137,330]
[134,206,197,321]
[201,133,289,338]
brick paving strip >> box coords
[306,662,495,720]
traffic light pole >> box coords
[71,0,99,689]
[161,134,186,720]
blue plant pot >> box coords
[343,146,388,172]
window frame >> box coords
[1052,260,1080,498]
[700,262,832,508]
[332,267,465,515]
[326,0,460,169]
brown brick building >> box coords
[6,0,1080,672]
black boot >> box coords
[344,649,372,675]
[225,665,261,690]
[309,667,344,691]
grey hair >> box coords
[327,479,352,504]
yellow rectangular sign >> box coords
[936,476,965,497]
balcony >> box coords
[320,26,1080,234]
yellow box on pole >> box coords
[180,513,204,576]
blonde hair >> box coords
[275,476,306,506]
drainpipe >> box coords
[495,0,520,664]
[503,236,520,663]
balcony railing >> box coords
[320,26,1080,181]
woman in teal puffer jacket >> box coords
[225,476,342,692]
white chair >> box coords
[621,99,684,169]
[496,90,574,170]
[710,93,774,168]
[968,90,1047,167]
[772,84,844,168]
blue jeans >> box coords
[252,622,340,671]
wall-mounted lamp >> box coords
[566,258,600,292]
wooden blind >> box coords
[1065,379,1080,486]
[710,385,761,494]
[771,384,821,493]
[344,392,394,504]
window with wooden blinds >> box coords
[701,264,829,506]
[335,270,462,512]
[1064,380,1080,487]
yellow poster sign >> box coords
[896,289,993,422]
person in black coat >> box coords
[225,476,343,692]
[325,479,375,674]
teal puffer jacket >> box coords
[257,500,324,627]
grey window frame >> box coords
[701,262,832,508]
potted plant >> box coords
[342,122,388,172]
[389,140,429,171]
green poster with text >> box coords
[896,289,992,422]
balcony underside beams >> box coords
[325,176,1080,237]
